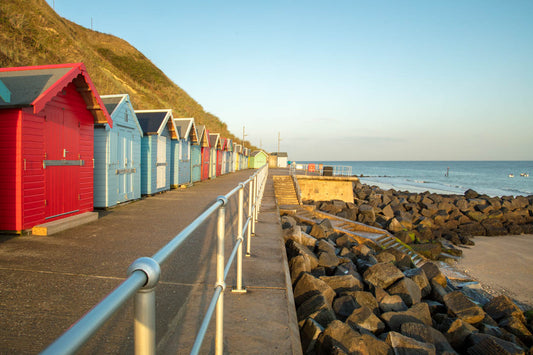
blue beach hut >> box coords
[94,94,143,208]
[191,125,204,183]
[173,118,198,186]
[135,109,178,195]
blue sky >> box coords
[46,0,533,161]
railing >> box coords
[41,165,269,355]
[289,163,353,176]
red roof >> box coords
[0,63,112,127]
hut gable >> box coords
[209,133,221,150]
[173,118,198,144]
[0,63,112,127]
[135,109,177,139]
[100,94,143,136]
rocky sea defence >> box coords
[281,215,533,354]
[304,182,533,261]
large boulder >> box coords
[380,294,408,313]
[420,262,447,288]
[403,268,431,298]
[466,333,526,355]
[332,295,357,321]
[400,322,456,355]
[358,204,376,224]
[438,317,478,351]
[309,219,335,239]
[319,275,364,296]
[297,294,336,327]
[499,316,533,346]
[481,218,508,236]
[363,262,405,289]
[299,318,323,354]
[315,320,364,354]
[443,291,486,324]
[483,295,526,324]
[385,331,436,355]
[464,189,480,199]
[346,306,385,335]
[293,272,336,307]
[351,291,380,316]
[289,255,311,285]
[286,239,319,269]
[381,303,432,331]
[386,277,422,307]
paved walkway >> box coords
[0,168,301,354]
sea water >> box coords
[297,161,533,197]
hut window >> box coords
[124,112,128,122]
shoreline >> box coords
[453,234,533,309]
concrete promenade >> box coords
[0,168,301,354]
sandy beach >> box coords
[454,234,533,309]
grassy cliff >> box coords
[0,0,255,147]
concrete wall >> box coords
[295,176,359,203]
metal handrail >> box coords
[41,164,269,355]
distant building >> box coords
[269,152,289,168]
[249,150,268,169]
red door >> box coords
[216,150,222,176]
[201,147,209,181]
[44,105,80,220]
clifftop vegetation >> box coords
[0,0,255,148]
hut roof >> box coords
[135,109,177,139]
[173,118,198,144]
[101,94,143,136]
[0,62,112,126]
[209,133,221,149]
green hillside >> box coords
[0,0,255,148]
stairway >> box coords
[272,175,425,266]
[273,176,300,206]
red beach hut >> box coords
[197,125,210,181]
[0,63,112,233]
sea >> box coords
[296,161,533,197]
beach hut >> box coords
[0,63,112,232]
[234,144,241,171]
[225,139,233,173]
[249,150,268,169]
[220,138,227,175]
[198,125,211,181]
[209,133,222,177]
[135,109,177,195]
[173,118,198,186]
[242,148,249,170]
[191,125,203,183]
[94,94,142,208]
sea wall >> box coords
[280,215,533,354]
[296,176,359,203]
[306,183,533,260]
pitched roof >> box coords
[173,118,198,143]
[251,150,268,157]
[209,133,221,149]
[135,109,177,139]
[100,94,143,136]
[0,63,112,126]
[101,95,123,115]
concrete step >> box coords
[32,212,99,236]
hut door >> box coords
[44,105,80,220]
[117,129,125,201]
[156,136,167,188]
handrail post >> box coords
[215,196,228,355]
[233,184,246,293]
[251,175,257,236]
[246,178,253,257]
[127,257,161,355]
